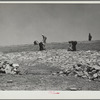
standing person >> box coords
[72,41,77,51]
[88,33,92,41]
[42,34,47,43]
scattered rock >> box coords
[59,71,63,74]
[69,87,78,91]
[0,61,20,74]
[7,80,13,83]
[0,49,100,80]
[93,73,98,78]
[52,73,57,75]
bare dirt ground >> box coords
[0,40,100,91]
[1,64,100,91]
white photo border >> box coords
[0,1,100,99]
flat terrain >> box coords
[0,40,100,91]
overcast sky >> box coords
[0,4,100,46]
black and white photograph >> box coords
[0,2,100,99]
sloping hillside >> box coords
[0,40,100,53]
[0,40,100,90]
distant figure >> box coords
[39,42,46,51]
[42,34,47,43]
[72,41,77,51]
[68,41,77,51]
[34,40,39,45]
[88,33,92,41]
[68,42,73,51]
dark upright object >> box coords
[88,33,92,41]
[34,40,39,45]
[39,42,45,51]
[68,41,77,51]
[42,34,47,43]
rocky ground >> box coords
[0,40,100,90]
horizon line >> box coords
[0,39,99,47]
